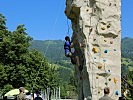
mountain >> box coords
[30,37,133,61]
[29,40,71,65]
[29,37,133,65]
[122,37,133,60]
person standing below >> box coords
[99,87,113,100]
[17,87,27,100]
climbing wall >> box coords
[65,0,121,100]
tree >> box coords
[0,13,6,30]
[121,58,133,99]
[0,14,59,96]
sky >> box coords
[0,0,132,40]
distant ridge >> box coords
[29,37,133,64]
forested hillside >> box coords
[29,40,76,98]
[29,40,73,68]
[122,37,133,60]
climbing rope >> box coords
[32,0,64,93]
[66,18,71,37]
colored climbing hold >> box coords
[105,82,108,86]
[109,78,111,81]
[114,49,116,51]
[107,23,111,28]
[103,59,106,62]
[98,64,103,69]
[101,27,106,30]
[104,50,108,53]
[115,90,119,96]
[104,40,107,42]
[94,57,96,59]
[114,78,118,83]
[93,39,96,41]
[98,91,100,94]
[92,47,98,53]
[90,28,93,33]
[108,70,110,72]
[110,41,113,44]
[96,76,99,79]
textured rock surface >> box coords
[65,0,121,100]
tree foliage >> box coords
[0,14,59,95]
[121,58,133,99]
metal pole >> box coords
[59,87,60,100]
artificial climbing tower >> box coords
[65,0,121,100]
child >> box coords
[64,36,73,57]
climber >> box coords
[64,36,84,70]
[64,36,76,65]
[64,36,73,57]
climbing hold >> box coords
[103,60,106,62]
[107,23,111,28]
[101,22,106,25]
[89,28,93,33]
[115,90,119,96]
[93,39,96,41]
[92,47,98,53]
[94,57,96,59]
[114,78,118,83]
[96,76,99,79]
[105,82,108,86]
[98,91,100,94]
[110,41,113,44]
[104,50,108,53]
[109,78,111,81]
[108,70,110,72]
[101,27,106,30]
[104,40,107,42]
[114,49,116,51]
[98,64,103,69]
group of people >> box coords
[17,87,43,100]
[16,87,126,100]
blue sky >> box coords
[0,0,132,40]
